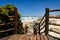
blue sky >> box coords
[0,0,60,16]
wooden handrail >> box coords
[38,8,60,36]
[49,9,60,12]
[39,14,46,24]
[0,28,15,33]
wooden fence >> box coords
[0,7,18,38]
[38,8,60,39]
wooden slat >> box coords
[33,35,37,40]
[49,29,60,34]
[49,23,60,26]
[48,34,60,40]
[37,35,40,40]
[0,36,11,40]
[40,20,45,27]
[0,22,18,26]
[40,30,45,34]
[18,35,26,40]
[0,16,14,19]
[43,35,48,40]
[47,35,55,40]
[0,23,5,26]
[0,23,10,26]
[8,16,14,18]
[49,16,60,19]
[40,25,45,31]
[0,28,15,33]
[5,34,56,40]
[40,35,45,40]
[8,34,18,40]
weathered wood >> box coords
[39,14,45,24]
[40,30,45,34]
[0,34,55,40]
[0,16,14,19]
[0,28,15,33]
[49,9,60,12]
[40,20,45,27]
[45,8,49,35]
[49,16,60,19]
[49,29,60,34]
[38,23,40,35]
[33,27,37,35]
[48,34,60,40]
[49,23,60,26]
[14,7,18,34]
[40,25,45,30]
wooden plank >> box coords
[18,35,26,40]
[31,35,34,40]
[40,35,44,40]
[49,23,60,26]
[8,16,14,18]
[40,20,45,27]
[22,35,26,40]
[37,35,40,40]
[8,34,17,40]
[0,22,18,26]
[33,35,37,40]
[5,34,57,40]
[0,36,10,40]
[0,28,15,33]
[39,14,45,25]
[15,34,21,40]
[47,35,55,40]
[48,34,60,40]
[40,25,45,31]
[49,29,60,34]
[0,16,14,19]
[0,23,10,26]
[43,35,48,40]
[40,30,45,34]
[49,16,60,19]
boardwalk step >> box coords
[0,34,56,40]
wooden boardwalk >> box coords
[0,34,57,40]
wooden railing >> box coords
[38,8,49,35]
[38,8,60,39]
[49,16,60,39]
[0,7,18,38]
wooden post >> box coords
[38,23,40,35]
[25,25,28,34]
[33,27,37,35]
[14,7,18,34]
[45,8,49,35]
